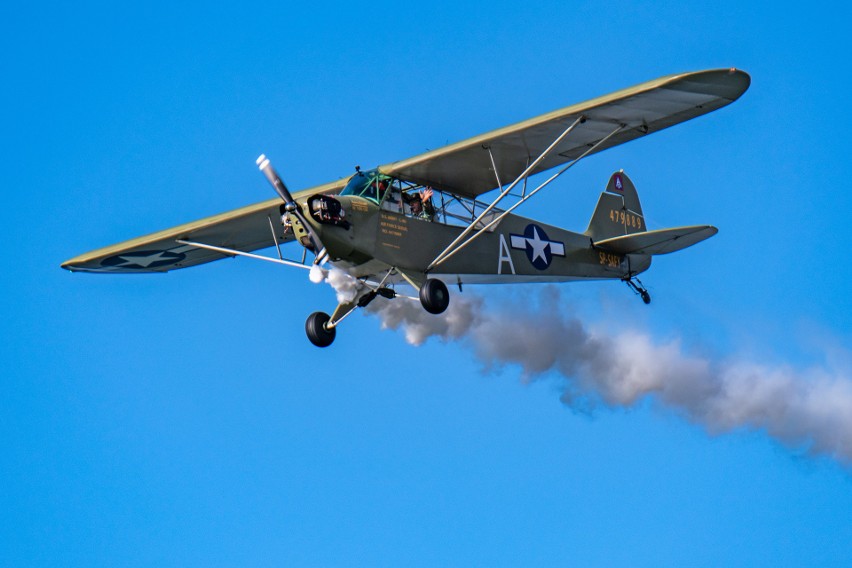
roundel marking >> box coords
[508,224,566,271]
[101,249,186,270]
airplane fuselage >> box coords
[305,194,650,286]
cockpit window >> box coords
[339,169,506,230]
[340,169,393,204]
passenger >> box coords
[403,187,435,221]
[406,188,435,220]
[421,188,436,219]
[403,188,435,221]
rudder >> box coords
[585,171,645,241]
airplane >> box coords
[62,68,750,347]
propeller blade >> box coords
[256,154,327,264]
[256,154,294,205]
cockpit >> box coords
[340,169,436,220]
[339,169,392,204]
[339,168,505,229]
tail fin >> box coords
[585,171,646,241]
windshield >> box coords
[339,169,393,204]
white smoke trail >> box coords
[324,270,852,464]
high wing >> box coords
[61,180,346,273]
[62,68,748,274]
[382,68,750,198]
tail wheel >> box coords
[419,278,450,314]
[305,311,336,347]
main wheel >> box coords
[641,291,651,305]
[305,311,336,347]
[419,278,450,314]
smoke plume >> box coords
[326,270,852,464]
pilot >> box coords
[380,180,403,212]
[363,178,384,202]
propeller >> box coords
[256,154,327,264]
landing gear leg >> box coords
[305,268,400,347]
[624,276,651,305]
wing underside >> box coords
[62,180,346,273]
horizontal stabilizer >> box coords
[594,225,717,256]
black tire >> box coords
[419,278,450,314]
[641,291,651,305]
[305,311,336,347]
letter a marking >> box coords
[498,234,516,275]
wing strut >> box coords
[175,239,310,270]
[267,215,284,261]
[486,145,505,195]
[426,115,586,271]
[427,121,626,271]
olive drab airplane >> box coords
[62,68,750,347]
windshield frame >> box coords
[339,169,393,204]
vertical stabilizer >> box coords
[585,171,646,241]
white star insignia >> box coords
[116,251,174,268]
[527,227,550,263]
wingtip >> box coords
[671,67,751,102]
[727,67,751,91]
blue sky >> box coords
[3,2,852,566]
